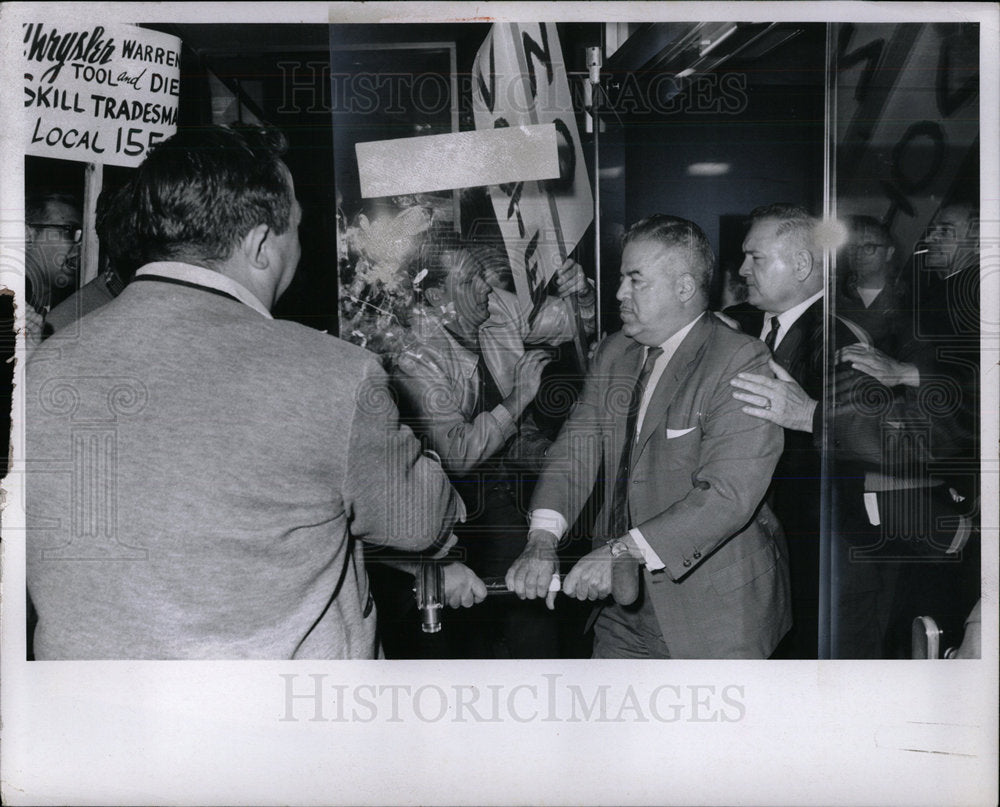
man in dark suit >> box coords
[726,204,841,659]
[507,215,790,659]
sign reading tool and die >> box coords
[23,22,181,167]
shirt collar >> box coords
[768,289,823,335]
[647,312,703,362]
[134,262,273,319]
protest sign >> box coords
[23,22,181,167]
[835,24,978,254]
[471,23,593,314]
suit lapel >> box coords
[773,299,822,388]
[619,339,645,386]
[614,337,645,426]
[725,302,764,338]
[634,315,712,455]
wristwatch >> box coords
[606,538,632,559]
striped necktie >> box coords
[764,315,780,352]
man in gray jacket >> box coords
[508,215,790,658]
[26,125,461,660]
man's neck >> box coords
[771,287,823,317]
[216,261,277,311]
[766,290,824,339]
[650,310,703,349]
[853,268,887,292]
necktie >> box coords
[764,315,780,352]
[609,347,664,538]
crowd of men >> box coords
[24,124,981,660]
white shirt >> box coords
[134,262,273,319]
[760,289,823,350]
[529,313,704,571]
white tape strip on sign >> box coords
[356,123,559,198]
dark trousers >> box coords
[769,509,820,659]
[592,588,670,659]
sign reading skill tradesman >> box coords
[23,23,182,168]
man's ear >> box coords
[241,223,271,270]
[793,249,814,281]
[676,272,696,302]
[885,245,896,263]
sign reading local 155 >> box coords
[23,23,181,168]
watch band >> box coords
[606,538,631,558]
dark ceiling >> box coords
[148,21,827,115]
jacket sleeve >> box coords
[343,360,462,552]
[636,340,784,580]
[523,288,596,345]
[827,341,975,474]
[479,288,595,399]
[392,349,515,476]
[529,335,616,526]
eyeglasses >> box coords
[29,223,82,243]
[850,242,886,256]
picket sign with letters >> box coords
[471,23,593,320]
[23,22,181,168]
[835,23,978,254]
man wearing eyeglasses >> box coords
[836,202,981,657]
[25,192,83,318]
[44,183,140,336]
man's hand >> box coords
[506,529,559,609]
[563,545,614,603]
[442,562,487,609]
[836,344,920,388]
[553,258,590,299]
[503,350,550,419]
[730,358,817,432]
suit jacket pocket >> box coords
[661,420,700,468]
[709,541,778,596]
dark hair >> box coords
[95,183,141,279]
[622,214,715,294]
[748,203,816,256]
[937,201,980,237]
[130,125,293,265]
[26,192,81,224]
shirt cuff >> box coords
[628,527,666,571]
[529,509,568,540]
[490,403,518,441]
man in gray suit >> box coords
[507,215,790,658]
[26,126,461,660]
